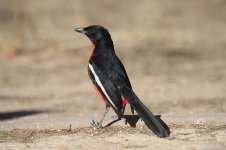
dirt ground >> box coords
[0,0,226,149]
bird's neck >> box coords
[93,38,115,55]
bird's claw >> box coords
[90,120,103,129]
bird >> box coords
[75,25,170,138]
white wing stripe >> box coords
[88,63,116,108]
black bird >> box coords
[75,25,170,138]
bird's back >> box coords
[88,50,131,112]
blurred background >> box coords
[0,0,226,120]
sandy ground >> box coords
[1,0,226,149]
[1,120,226,150]
[0,48,226,150]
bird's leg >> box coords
[109,104,126,123]
[130,105,135,115]
[121,104,128,124]
[104,115,122,127]
[122,104,126,114]
[91,105,110,129]
[99,105,110,126]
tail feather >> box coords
[117,82,170,138]
[131,98,170,137]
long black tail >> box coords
[130,97,170,138]
[116,82,170,138]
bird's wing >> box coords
[88,65,96,82]
[115,56,132,89]
[88,63,123,114]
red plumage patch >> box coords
[93,83,107,104]
[121,95,128,105]
[88,37,95,59]
[88,37,95,48]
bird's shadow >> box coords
[104,114,170,132]
[0,110,44,121]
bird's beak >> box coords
[75,27,86,34]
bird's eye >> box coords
[89,30,94,34]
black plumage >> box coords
[75,25,170,138]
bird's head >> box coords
[75,25,113,48]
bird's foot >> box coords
[90,120,103,129]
